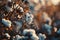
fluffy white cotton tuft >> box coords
[23,29,35,35]
[2,19,12,27]
[23,29,39,40]
[15,35,28,40]
[25,13,34,24]
[5,33,10,38]
[38,33,46,40]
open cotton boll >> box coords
[31,33,39,40]
[17,15,22,19]
[15,35,28,40]
[42,34,46,38]
[38,33,46,40]
[20,7,24,12]
[54,27,57,32]
[23,29,39,40]
[23,29,35,35]
[25,13,34,24]
[16,35,22,40]
[5,33,10,38]
[2,19,12,27]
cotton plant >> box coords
[20,7,24,12]
[23,29,39,40]
[2,18,12,28]
[17,15,22,19]
[23,29,35,35]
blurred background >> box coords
[0,0,60,40]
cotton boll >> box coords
[25,13,34,24]
[5,33,10,39]
[15,35,22,40]
[23,29,28,35]
[23,29,39,40]
[42,34,46,39]
[20,7,24,12]
[38,33,46,40]
[23,29,36,35]
[29,29,35,34]
[2,19,12,27]
[54,27,57,32]
[31,33,39,40]
[15,35,28,40]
